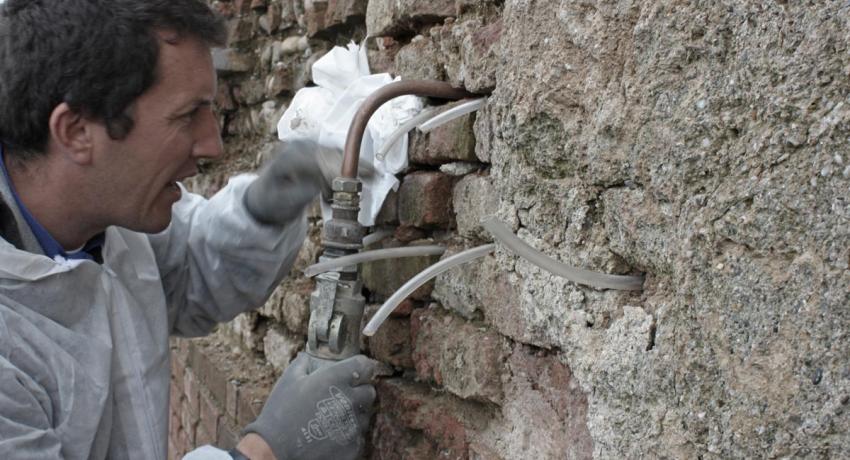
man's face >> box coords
[90,33,223,233]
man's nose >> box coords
[192,106,224,159]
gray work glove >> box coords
[243,139,375,225]
[244,353,379,460]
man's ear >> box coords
[48,102,94,165]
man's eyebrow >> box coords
[173,98,214,115]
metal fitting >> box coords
[332,177,362,193]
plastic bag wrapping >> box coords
[277,42,423,226]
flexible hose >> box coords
[341,80,473,178]
[417,98,487,133]
[362,244,495,336]
[304,245,446,278]
[362,228,394,247]
[482,218,644,291]
[375,107,438,161]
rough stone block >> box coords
[305,0,367,37]
[258,2,282,34]
[259,278,313,335]
[367,36,400,75]
[361,239,442,301]
[214,82,237,113]
[411,306,509,404]
[262,325,302,372]
[265,63,293,97]
[233,77,266,106]
[452,173,498,240]
[212,47,254,74]
[432,18,501,92]
[226,17,254,45]
[601,188,676,275]
[366,0,456,38]
[398,171,456,229]
[394,36,445,81]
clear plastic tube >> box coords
[362,244,495,336]
[417,98,487,133]
[375,107,438,161]
[482,218,644,291]
[362,228,394,247]
[304,245,446,278]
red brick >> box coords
[370,412,439,460]
[366,316,413,369]
[168,438,179,460]
[180,408,197,446]
[225,379,240,423]
[374,188,399,225]
[393,225,426,243]
[171,354,185,392]
[411,307,509,404]
[191,343,228,415]
[306,0,368,37]
[176,427,190,459]
[237,387,267,428]
[398,171,456,229]
[392,298,417,318]
[217,419,242,451]
[170,409,182,440]
[409,100,477,165]
[169,380,183,420]
[195,425,216,447]
[361,238,441,302]
[505,346,594,458]
[374,379,494,459]
[199,389,222,448]
[183,368,200,417]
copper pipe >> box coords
[340,80,473,178]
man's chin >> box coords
[123,210,174,235]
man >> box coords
[0,1,376,459]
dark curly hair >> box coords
[0,0,226,159]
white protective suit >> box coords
[0,173,306,459]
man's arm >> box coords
[0,360,62,458]
[148,175,308,338]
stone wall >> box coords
[171,0,850,458]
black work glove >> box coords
[243,139,375,225]
[244,353,378,460]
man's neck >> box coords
[4,152,102,251]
